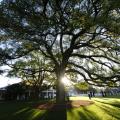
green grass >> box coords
[0,100,46,120]
[68,96,120,120]
[0,96,120,120]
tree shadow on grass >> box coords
[78,107,101,120]
[39,99,93,120]
[10,107,45,120]
[9,101,68,120]
[68,105,101,120]
[95,100,120,109]
[39,103,67,120]
[95,101,120,119]
[1,100,95,120]
[0,102,46,120]
[68,101,101,120]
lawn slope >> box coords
[0,97,120,120]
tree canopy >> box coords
[0,0,120,103]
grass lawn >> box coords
[0,96,120,120]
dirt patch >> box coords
[36,100,94,110]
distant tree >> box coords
[7,52,54,99]
[0,0,120,103]
[75,82,89,91]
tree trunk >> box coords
[56,68,66,103]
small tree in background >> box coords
[7,52,54,99]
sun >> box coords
[61,76,71,86]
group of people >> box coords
[88,90,107,99]
[88,91,95,99]
[88,89,120,99]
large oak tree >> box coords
[0,0,120,103]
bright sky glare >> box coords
[0,75,21,88]
[61,76,72,86]
[0,65,21,88]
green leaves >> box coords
[75,82,89,91]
